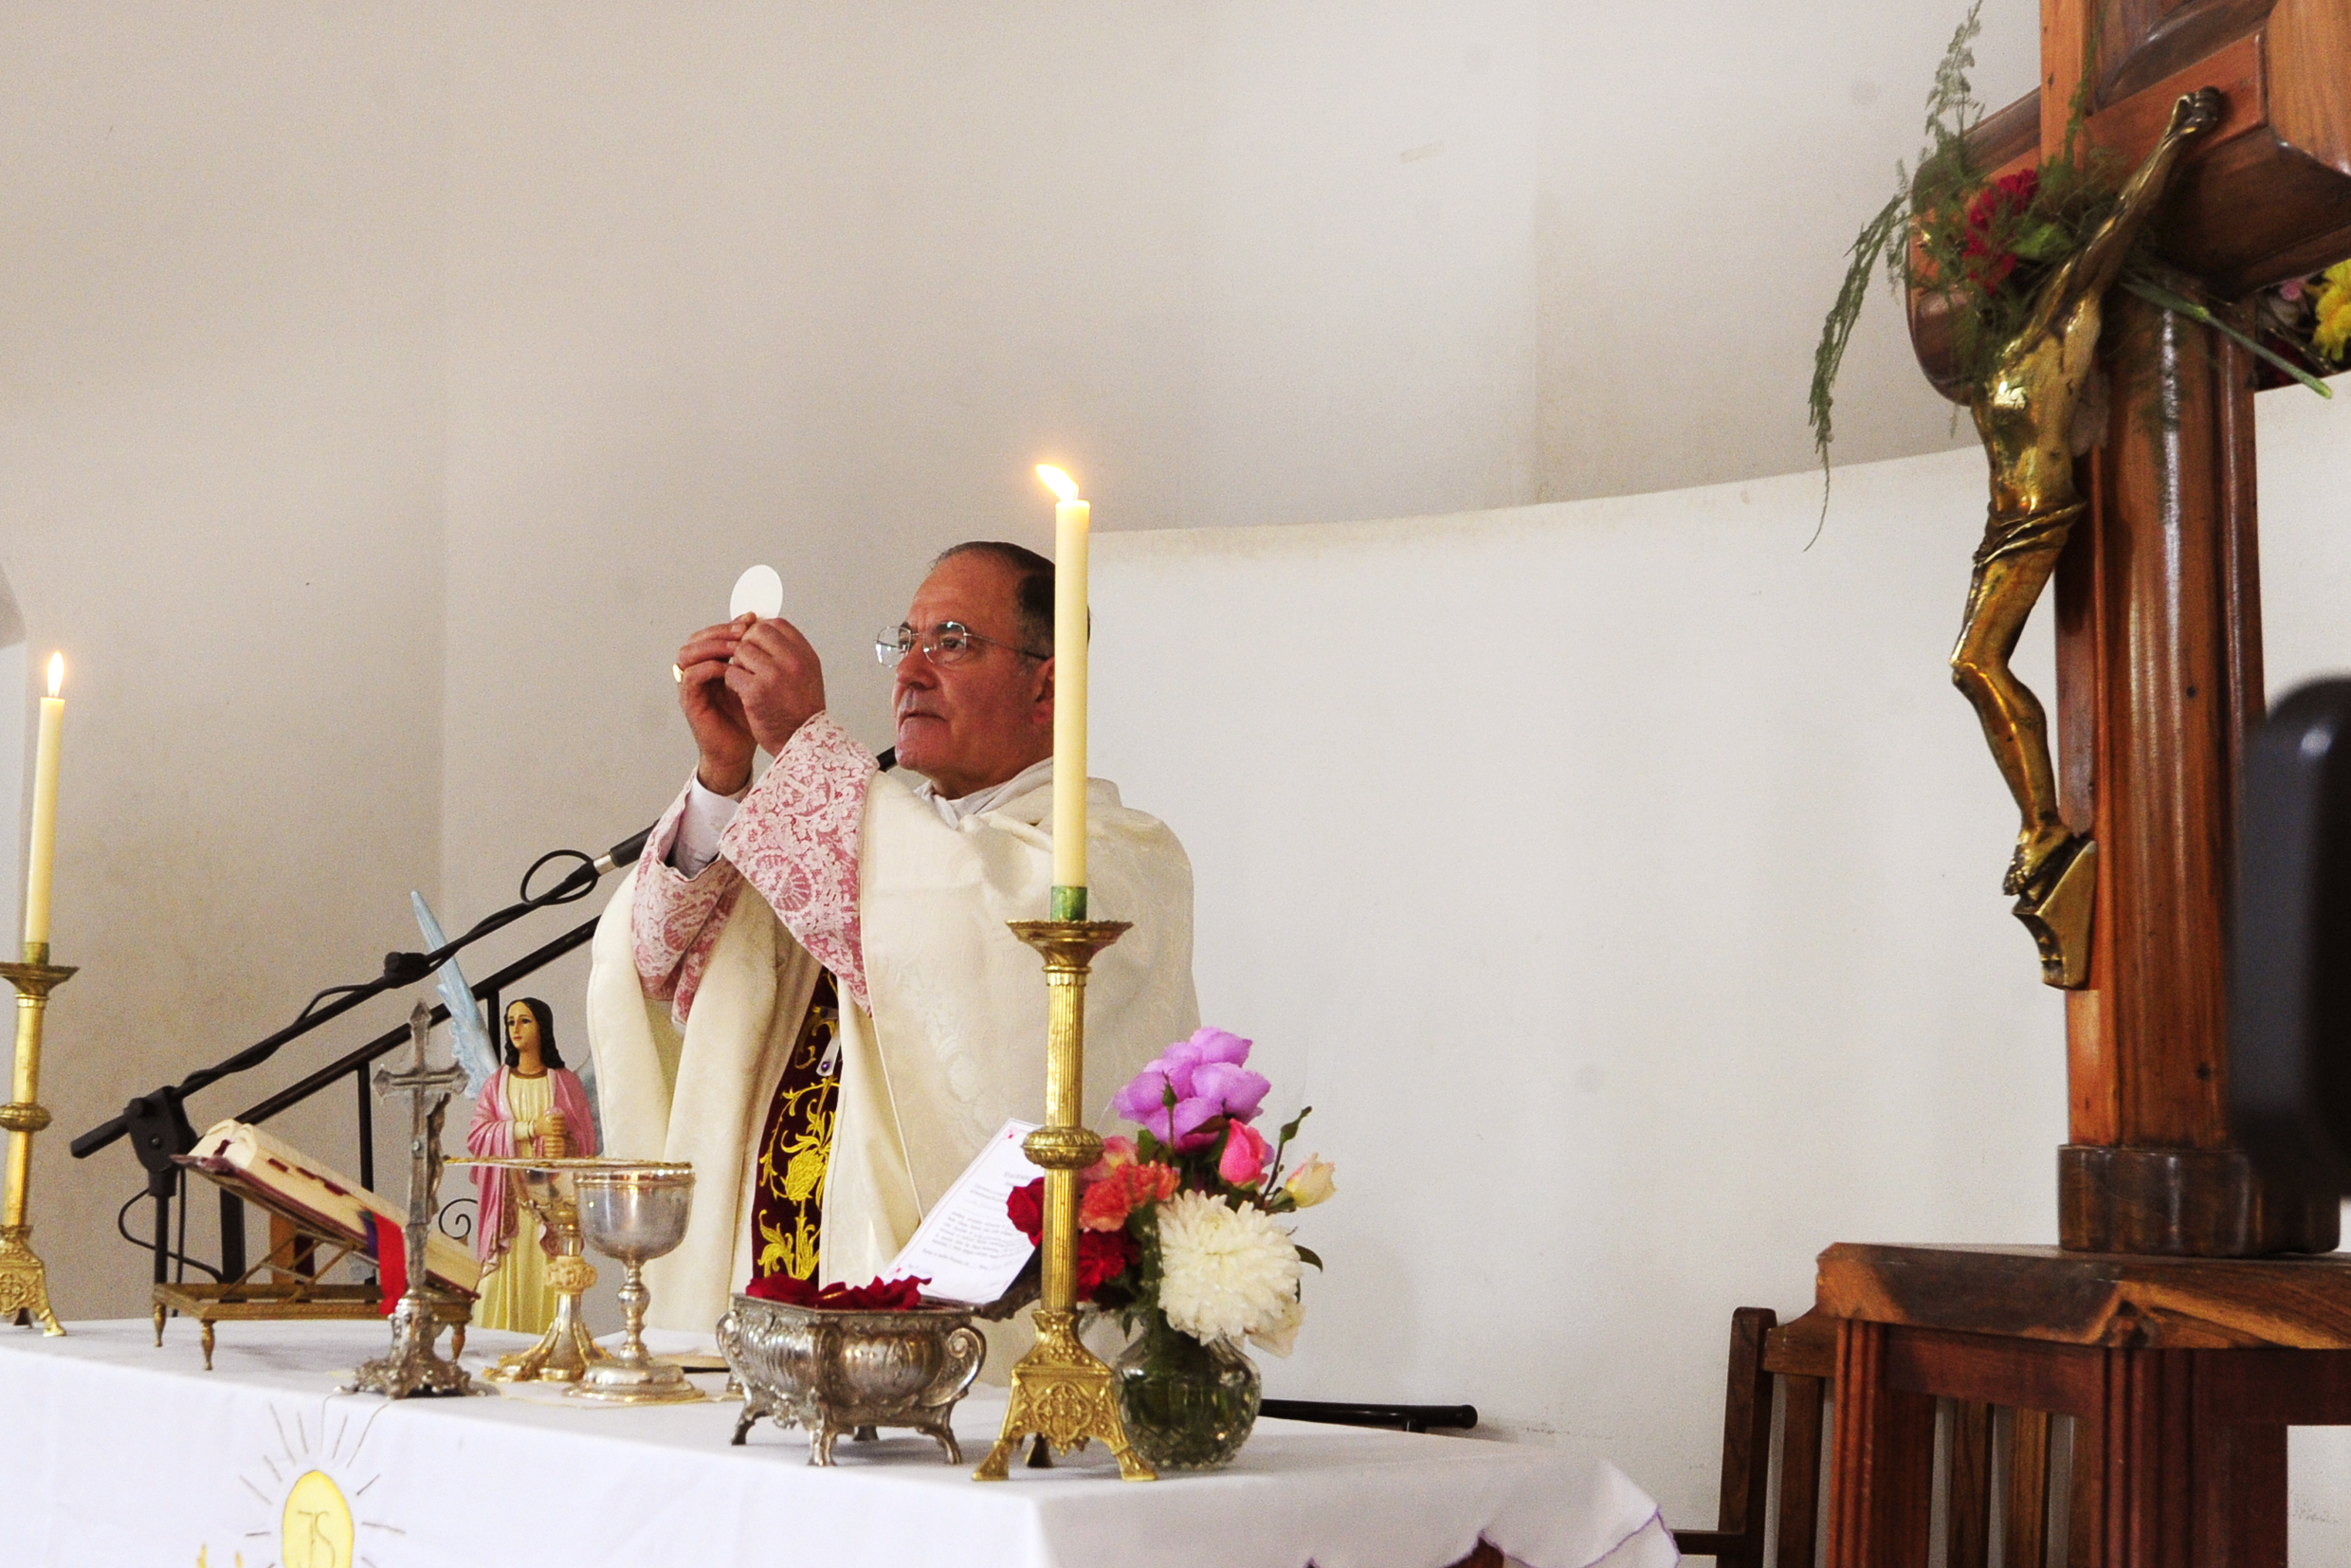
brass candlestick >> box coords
[0,941,73,1337]
[974,918,1154,1483]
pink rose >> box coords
[1083,1135,1139,1183]
[1218,1121,1270,1186]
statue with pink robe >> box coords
[466,996,598,1333]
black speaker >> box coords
[2231,678,2351,1194]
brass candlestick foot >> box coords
[974,1308,1153,1480]
[0,948,75,1338]
[0,1223,61,1335]
[975,918,1155,1483]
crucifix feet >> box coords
[2001,820,2078,897]
[2010,833,2096,990]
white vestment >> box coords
[585,768,1199,1334]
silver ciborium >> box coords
[569,1160,704,1405]
[719,1293,985,1463]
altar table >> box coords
[0,1321,1675,1568]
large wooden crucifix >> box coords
[1803,4,2351,1564]
[1916,0,2351,1257]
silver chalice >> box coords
[569,1160,705,1405]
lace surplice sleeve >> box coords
[631,778,748,1028]
[716,710,877,1013]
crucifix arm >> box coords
[2034,89,2221,330]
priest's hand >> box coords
[677,616,757,793]
[726,615,828,757]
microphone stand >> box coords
[72,826,651,1284]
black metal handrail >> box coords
[71,825,649,1286]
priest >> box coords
[585,542,1199,1331]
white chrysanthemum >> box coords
[1156,1190,1302,1346]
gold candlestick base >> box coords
[0,1223,61,1336]
[974,919,1154,1483]
[974,1308,1153,1481]
[0,946,75,1338]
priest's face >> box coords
[892,552,1053,799]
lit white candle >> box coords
[23,654,64,949]
[1037,465,1088,912]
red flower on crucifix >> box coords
[1961,168,2040,290]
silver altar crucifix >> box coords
[346,1002,477,1399]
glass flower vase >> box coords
[1110,1308,1262,1471]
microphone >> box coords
[593,826,655,875]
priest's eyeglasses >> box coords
[875,622,1050,667]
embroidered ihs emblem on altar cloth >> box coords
[199,1397,398,1568]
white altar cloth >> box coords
[0,1321,1675,1568]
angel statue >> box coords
[465,997,598,1333]
[1946,88,2218,986]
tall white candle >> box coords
[24,654,64,948]
[1037,466,1088,903]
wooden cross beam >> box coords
[1909,0,2351,1255]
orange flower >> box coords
[1079,1160,1179,1231]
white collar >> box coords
[906,756,1056,826]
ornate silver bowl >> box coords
[718,1293,986,1464]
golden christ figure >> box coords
[1949,88,2218,986]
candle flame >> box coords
[46,653,63,697]
[1035,465,1079,503]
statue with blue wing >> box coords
[412,893,602,1333]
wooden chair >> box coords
[1675,1306,2074,1568]
[1672,1307,1829,1567]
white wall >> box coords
[1086,446,2065,1525]
[1,570,25,935]
[0,3,450,1314]
[1086,379,2351,1544]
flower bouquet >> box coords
[1812,1,2338,503]
[1005,1026,1336,1470]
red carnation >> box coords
[1076,1228,1134,1299]
[1004,1177,1131,1299]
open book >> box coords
[178,1119,482,1295]
[883,1119,1044,1306]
